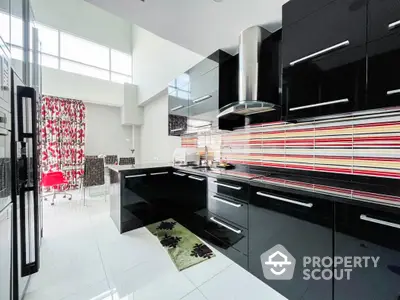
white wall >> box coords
[85,103,133,157]
[132,25,204,105]
[42,67,125,106]
[139,90,180,163]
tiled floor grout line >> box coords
[87,208,115,298]
[186,261,234,290]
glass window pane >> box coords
[11,15,23,47]
[111,49,131,75]
[11,46,23,60]
[60,59,109,80]
[35,23,58,55]
[111,73,131,84]
[60,32,109,69]
[41,54,58,69]
[0,10,10,46]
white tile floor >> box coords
[24,189,287,300]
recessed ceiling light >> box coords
[213,0,223,2]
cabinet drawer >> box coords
[251,186,334,227]
[208,177,249,202]
[206,212,248,255]
[208,192,248,228]
[369,0,400,41]
[282,0,367,68]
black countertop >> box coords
[111,163,400,208]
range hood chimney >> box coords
[218,26,280,118]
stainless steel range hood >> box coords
[217,26,279,118]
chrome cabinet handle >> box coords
[212,196,242,208]
[171,128,184,132]
[171,105,184,111]
[360,214,400,229]
[210,217,242,234]
[193,95,212,104]
[290,40,350,66]
[257,192,313,208]
[289,98,349,112]
[387,89,400,96]
[126,174,146,178]
[388,20,400,30]
[173,172,186,177]
[213,181,242,190]
[188,175,205,181]
[150,172,169,176]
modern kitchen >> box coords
[1,0,399,299]
[107,0,400,299]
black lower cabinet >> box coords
[334,202,400,300]
[122,173,160,232]
[249,185,334,300]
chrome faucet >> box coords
[205,146,208,167]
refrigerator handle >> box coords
[16,85,40,276]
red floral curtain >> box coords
[40,95,86,190]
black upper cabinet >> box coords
[168,50,239,134]
[168,76,189,136]
[283,0,367,120]
[367,0,400,110]
[249,185,334,300]
[368,0,400,41]
[282,0,335,26]
[334,201,400,299]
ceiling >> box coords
[86,0,288,57]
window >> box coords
[6,16,133,84]
[35,23,58,56]
[0,11,10,45]
[11,15,23,47]
[60,32,109,69]
[60,60,109,81]
[111,49,132,76]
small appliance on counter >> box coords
[216,162,235,170]
[173,148,199,166]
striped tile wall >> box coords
[182,109,400,180]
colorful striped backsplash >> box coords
[181,109,400,180]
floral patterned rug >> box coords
[146,218,215,271]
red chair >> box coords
[41,171,72,205]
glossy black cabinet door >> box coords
[334,202,400,300]
[208,177,249,202]
[249,186,333,300]
[367,0,400,110]
[168,80,189,136]
[122,173,158,232]
[368,0,400,41]
[146,169,171,204]
[186,173,207,211]
[283,0,367,119]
